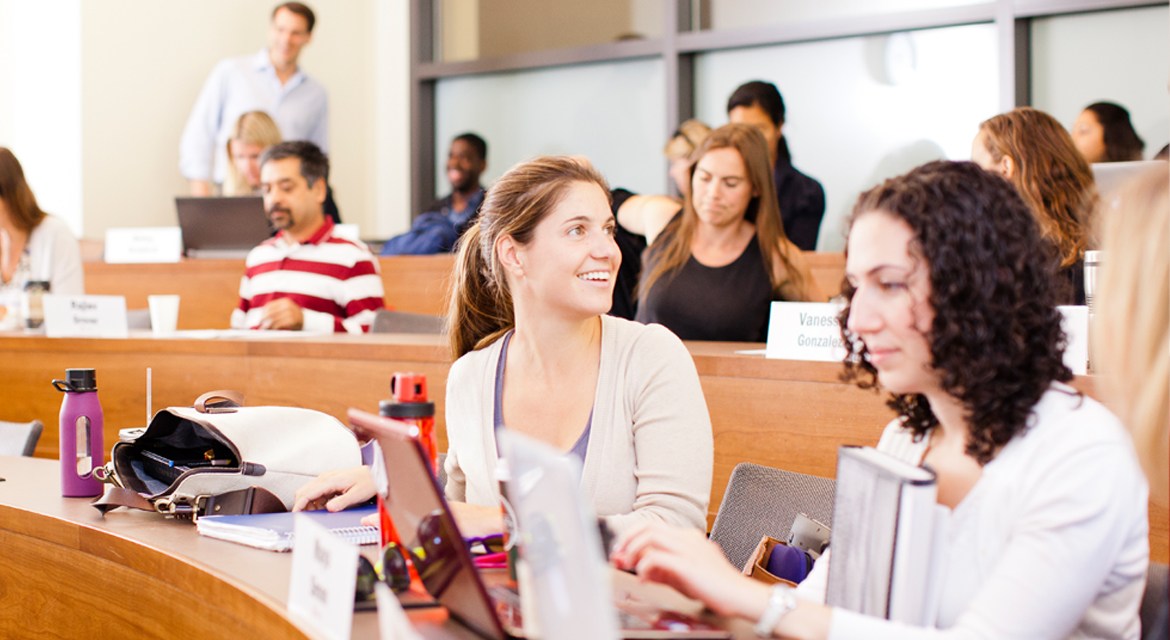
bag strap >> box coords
[194,390,245,414]
[91,485,285,519]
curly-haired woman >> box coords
[971,107,1097,304]
[612,161,1149,639]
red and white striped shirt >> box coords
[231,219,385,333]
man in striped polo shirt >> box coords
[231,141,384,332]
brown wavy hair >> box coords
[978,107,1098,268]
[0,148,48,233]
[447,156,610,359]
[639,123,808,303]
[839,161,1074,465]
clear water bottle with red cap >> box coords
[51,368,105,497]
[380,372,438,477]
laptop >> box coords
[175,196,272,259]
[1092,160,1166,209]
[347,408,732,640]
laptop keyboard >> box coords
[488,584,654,630]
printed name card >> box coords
[288,514,359,640]
[43,295,128,339]
[104,227,183,263]
[1056,305,1088,375]
[766,301,848,362]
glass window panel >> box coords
[699,0,989,33]
[694,23,999,251]
[434,0,663,63]
[434,59,668,200]
[1030,6,1170,160]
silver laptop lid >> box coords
[175,196,270,258]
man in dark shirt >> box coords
[727,81,825,251]
[382,132,487,255]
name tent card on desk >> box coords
[766,301,848,361]
[1057,305,1088,375]
[104,227,183,263]
[43,295,128,339]
[288,514,359,640]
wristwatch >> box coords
[754,583,798,637]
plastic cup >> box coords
[147,295,180,334]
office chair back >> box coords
[1142,562,1169,637]
[709,462,836,571]
[0,420,44,457]
[370,310,444,334]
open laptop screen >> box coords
[348,408,508,640]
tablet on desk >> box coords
[176,196,271,259]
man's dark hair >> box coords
[727,80,791,165]
[727,80,785,127]
[839,161,1074,465]
[260,141,329,187]
[454,132,488,162]
[1085,102,1145,162]
[273,2,316,33]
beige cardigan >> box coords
[443,315,713,535]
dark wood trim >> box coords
[410,0,435,218]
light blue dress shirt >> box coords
[179,49,329,184]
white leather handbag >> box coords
[93,391,362,519]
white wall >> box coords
[1,1,410,242]
[1031,5,1170,159]
[434,59,668,200]
[695,23,1000,251]
[1,0,84,237]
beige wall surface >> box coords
[478,0,635,57]
[78,0,407,242]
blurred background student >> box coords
[1094,166,1168,640]
[623,124,824,343]
[971,107,1097,304]
[0,148,84,326]
[1072,102,1146,164]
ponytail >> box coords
[447,223,514,359]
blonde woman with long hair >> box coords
[222,111,283,196]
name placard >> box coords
[766,301,848,362]
[287,514,359,640]
[43,295,128,339]
[104,227,183,264]
[1057,305,1088,375]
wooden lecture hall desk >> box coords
[2,331,1165,565]
[0,455,754,640]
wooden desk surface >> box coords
[0,455,750,640]
[1,332,1163,565]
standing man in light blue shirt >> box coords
[180,2,328,196]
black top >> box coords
[608,188,646,321]
[635,232,773,342]
[774,159,825,252]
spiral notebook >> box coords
[196,505,379,552]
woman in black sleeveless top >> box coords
[625,124,825,342]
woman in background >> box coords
[612,161,1148,639]
[0,147,83,325]
[222,110,283,197]
[971,107,1097,304]
[1094,166,1168,640]
[624,123,824,343]
[221,110,340,223]
[1072,102,1145,164]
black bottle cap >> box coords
[379,399,434,419]
[65,369,97,392]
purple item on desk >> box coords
[51,369,105,497]
[765,543,814,584]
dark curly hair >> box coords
[838,161,1075,464]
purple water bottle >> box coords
[51,369,105,497]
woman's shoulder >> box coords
[448,337,504,387]
[603,315,689,359]
[1021,382,1132,451]
[31,214,74,238]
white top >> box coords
[179,49,329,184]
[795,383,1149,640]
[443,314,714,536]
[0,214,84,306]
